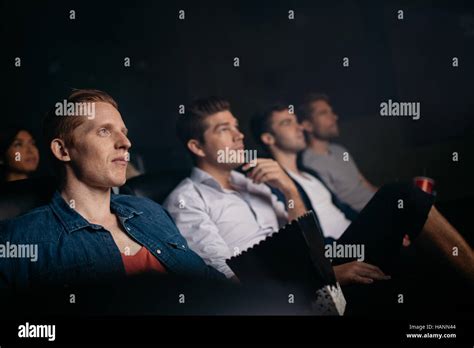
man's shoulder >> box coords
[0,205,60,243]
[168,177,197,195]
[329,143,349,154]
[163,177,206,208]
[301,148,326,168]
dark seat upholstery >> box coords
[0,176,58,221]
[120,170,190,205]
[0,170,189,222]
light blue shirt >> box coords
[164,167,288,278]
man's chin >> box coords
[295,142,307,152]
[108,176,127,188]
[317,133,338,141]
[116,179,127,187]
[227,162,243,170]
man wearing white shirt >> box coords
[249,103,474,286]
[164,97,307,280]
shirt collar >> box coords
[190,167,249,193]
[49,190,142,234]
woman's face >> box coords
[5,130,40,174]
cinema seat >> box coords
[121,170,190,205]
[0,176,58,221]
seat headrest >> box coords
[0,176,58,221]
[122,170,190,204]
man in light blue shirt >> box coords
[164,97,307,280]
[164,167,288,278]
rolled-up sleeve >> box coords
[164,187,236,278]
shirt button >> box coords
[156,249,162,254]
[181,245,186,248]
[126,227,130,231]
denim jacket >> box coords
[0,191,224,288]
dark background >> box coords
[2,0,474,204]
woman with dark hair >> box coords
[0,126,40,182]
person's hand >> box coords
[242,158,297,194]
[333,261,391,286]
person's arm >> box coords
[0,249,12,288]
[333,261,390,285]
[164,192,237,280]
[280,184,307,222]
[359,174,378,192]
[242,158,307,222]
[0,225,20,289]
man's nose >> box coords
[233,128,244,141]
[117,132,132,150]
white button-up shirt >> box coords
[163,167,288,278]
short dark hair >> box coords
[297,93,330,122]
[250,102,289,148]
[176,96,230,154]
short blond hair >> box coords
[42,89,119,177]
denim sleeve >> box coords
[164,190,236,279]
[186,246,227,281]
[0,223,15,288]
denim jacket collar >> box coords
[49,190,143,234]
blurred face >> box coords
[5,130,40,174]
[198,110,245,170]
[304,100,339,140]
[269,109,306,153]
[65,102,131,188]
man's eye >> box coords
[98,128,111,136]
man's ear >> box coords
[301,120,313,133]
[187,139,206,158]
[260,132,275,147]
[50,138,71,163]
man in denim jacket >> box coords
[0,89,224,288]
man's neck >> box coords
[60,176,113,224]
[271,148,299,174]
[308,136,330,155]
[197,162,234,190]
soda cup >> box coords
[413,176,435,194]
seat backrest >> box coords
[0,171,189,222]
[121,170,190,205]
[0,177,57,221]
